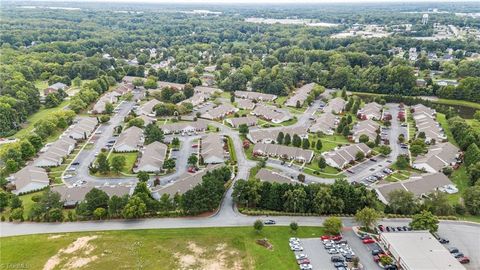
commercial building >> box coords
[379,231,465,270]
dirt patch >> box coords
[256,238,273,250]
[175,242,243,270]
[48,235,64,240]
[43,235,99,270]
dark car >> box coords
[384,265,398,270]
[333,262,347,268]
[344,254,355,262]
[396,226,403,231]
[378,225,385,232]
[371,249,384,256]
[331,256,345,262]
[264,220,276,225]
[453,252,464,258]
[448,247,459,254]
[438,238,450,244]
[71,162,80,166]
[335,240,348,245]
[386,226,391,232]
[402,226,409,231]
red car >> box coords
[458,257,470,264]
[362,238,375,244]
[321,235,342,241]
[192,144,198,148]
[187,167,196,173]
[297,258,311,265]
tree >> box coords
[317,157,327,171]
[0,191,9,212]
[409,210,439,233]
[284,134,291,145]
[379,256,393,266]
[323,217,343,235]
[423,192,454,216]
[297,174,306,182]
[84,188,109,214]
[253,219,264,233]
[283,188,307,213]
[387,190,418,215]
[355,207,380,230]
[463,185,480,215]
[137,171,150,182]
[188,154,198,167]
[355,151,365,161]
[93,207,107,220]
[378,145,392,156]
[127,118,144,128]
[108,195,129,218]
[145,124,164,144]
[122,195,146,219]
[239,124,249,135]
[171,137,180,147]
[111,155,126,174]
[301,138,310,150]
[20,141,35,160]
[10,208,24,221]
[316,139,322,150]
[9,195,22,209]
[144,76,158,89]
[48,208,64,222]
[105,102,114,114]
[292,134,302,147]
[359,134,370,143]
[313,187,344,214]
[464,143,480,167]
[342,126,350,137]
[163,158,176,171]
[396,155,409,169]
[290,222,298,233]
[277,132,284,144]
[97,153,110,174]
[474,111,480,122]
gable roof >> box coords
[323,97,346,114]
[201,134,225,163]
[248,125,308,143]
[135,141,168,172]
[285,83,315,107]
[114,126,144,151]
[9,166,49,194]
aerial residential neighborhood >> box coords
[0,1,479,270]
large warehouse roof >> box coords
[380,231,465,270]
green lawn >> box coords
[304,160,344,179]
[384,171,411,182]
[34,80,48,95]
[0,226,325,270]
[107,152,138,175]
[9,99,70,140]
[226,136,237,163]
[309,133,349,153]
[436,113,457,146]
[447,166,469,205]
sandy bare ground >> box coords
[43,235,98,270]
[176,242,243,270]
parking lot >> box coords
[342,230,382,270]
[381,221,479,270]
[294,238,335,270]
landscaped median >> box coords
[0,226,325,270]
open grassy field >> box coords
[447,166,469,205]
[107,152,138,175]
[309,133,349,153]
[0,226,324,270]
[8,99,70,140]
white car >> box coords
[63,174,73,179]
[299,263,313,270]
[295,254,308,260]
[290,245,303,251]
[290,237,300,242]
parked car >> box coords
[362,238,375,244]
[72,162,80,166]
[448,247,459,254]
[290,245,303,251]
[438,238,449,244]
[295,254,307,260]
[331,256,345,262]
[328,248,339,254]
[333,262,347,268]
[453,252,464,259]
[299,263,313,270]
[297,258,310,265]
[321,235,342,241]
[384,265,398,270]
[458,257,470,264]
[264,219,276,225]
[344,254,355,262]
[371,249,384,256]
[378,225,385,232]
[360,235,372,240]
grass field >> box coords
[436,113,457,146]
[309,133,349,153]
[0,226,325,270]
[107,152,138,175]
[447,166,469,205]
[9,99,70,140]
